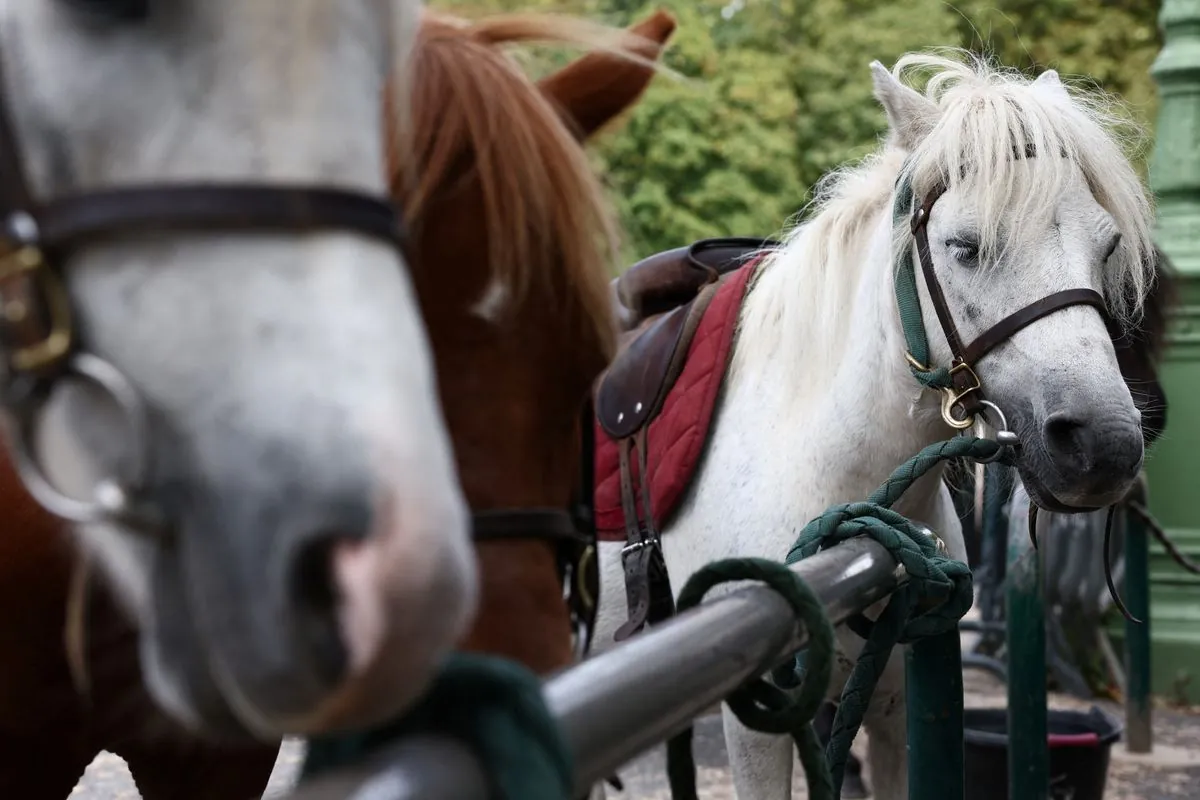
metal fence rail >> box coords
[287,536,905,800]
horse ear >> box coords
[1032,68,1070,102]
[870,60,937,150]
[537,9,676,141]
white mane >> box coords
[734,48,1155,385]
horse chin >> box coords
[139,623,263,745]
[1014,459,1133,514]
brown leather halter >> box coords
[0,49,408,528]
[471,402,600,657]
[904,180,1108,430]
[0,53,599,654]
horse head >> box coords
[0,0,473,738]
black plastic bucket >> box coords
[963,706,1122,800]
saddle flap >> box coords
[596,303,690,439]
[596,281,721,440]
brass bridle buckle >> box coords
[0,240,73,376]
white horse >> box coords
[0,0,477,739]
[593,51,1155,799]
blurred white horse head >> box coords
[0,0,477,738]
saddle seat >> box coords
[598,237,777,439]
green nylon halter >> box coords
[891,172,953,391]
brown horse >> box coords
[398,8,674,673]
[0,9,674,799]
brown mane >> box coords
[391,12,649,360]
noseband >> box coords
[894,173,1108,436]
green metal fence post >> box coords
[906,629,965,800]
[1140,0,1200,706]
[1124,479,1153,753]
[1007,505,1048,800]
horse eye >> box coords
[945,238,980,267]
[59,0,148,22]
[1104,232,1122,262]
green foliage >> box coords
[589,1,810,256]
[433,0,1162,265]
[781,0,963,204]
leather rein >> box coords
[0,58,599,656]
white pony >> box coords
[593,51,1154,799]
[0,0,477,739]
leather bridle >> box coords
[472,401,600,658]
[0,46,408,529]
[0,51,600,655]
[900,170,1161,624]
[897,174,1109,434]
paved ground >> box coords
[68,671,1200,799]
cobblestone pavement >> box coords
[69,670,1200,799]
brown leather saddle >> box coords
[596,236,779,640]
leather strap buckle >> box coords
[621,536,661,557]
[0,241,73,376]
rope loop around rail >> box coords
[668,435,998,799]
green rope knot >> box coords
[786,501,972,641]
[664,557,837,800]
[779,436,994,795]
[301,652,573,800]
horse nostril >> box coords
[1042,411,1090,465]
[289,534,349,686]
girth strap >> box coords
[613,430,675,642]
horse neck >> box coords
[728,202,950,515]
[436,333,595,675]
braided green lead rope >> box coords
[785,436,999,796]
[666,435,1007,800]
[301,652,573,800]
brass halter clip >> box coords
[941,361,981,430]
[0,236,73,377]
[905,351,981,431]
